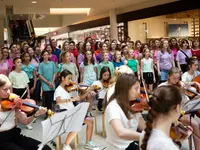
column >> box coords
[109,9,118,40]
[0,15,5,45]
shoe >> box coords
[85,141,99,150]
[62,144,72,150]
[26,124,33,130]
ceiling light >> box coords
[32,1,37,4]
[50,8,90,15]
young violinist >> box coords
[91,66,111,111]
[158,67,200,150]
[54,69,99,150]
[181,57,200,87]
[0,74,51,150]
[141,85,192,150]
[104,73,145,150]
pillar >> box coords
[0,15,5,45]
[109,9,118,40]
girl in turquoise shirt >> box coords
[21,52,37,99]
[38,50,57,111]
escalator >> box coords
[5,13,35,44]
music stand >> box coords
[38,102,89,150]
[182,98,200,150]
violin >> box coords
[65,81,77,92]
[175,81,199,99]
[130,80,150,112]
[102,81,109,88]
[130,94,150,112]
[1,93,54,116]
[170,122,191,141]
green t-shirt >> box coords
[98,61,115,78]
[127,59,138,72]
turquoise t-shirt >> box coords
[57,63,63,73]
[127,59,137,72]
[80,62,98,85]
[38,61,57,91]
[21,63,36,79]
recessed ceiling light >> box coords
[32,1,37,4]
[50,8,90,15]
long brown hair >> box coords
[160,39,171,54]
[105,73,138,119]
[141,85,182,150]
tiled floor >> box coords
[22,108,198,150]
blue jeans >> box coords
[160,70,168,82]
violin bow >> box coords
[141,79,149,103]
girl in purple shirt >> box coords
[176,39,192,73]
[157,40,174,82]
[45,44,58,65]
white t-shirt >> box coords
[107,84,115,101]
[92,80,107,99]
[9,71,29,88]
[54,86,74,110]
[158,81,189,105]
[182,71,200,84]
[140,129,179,150]
[0,105,16,131]
[105,99,142,150]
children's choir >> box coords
[0,37,200,150]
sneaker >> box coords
[26,124,33,130]
[62,144,72,150]
[85,141,99,150]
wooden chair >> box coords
[56,135,79,150]
[94,107,106,137]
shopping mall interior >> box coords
[0,0,200,150]
[0,0,199,46]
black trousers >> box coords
[126,141,139,150]
[0,127,51,150]
[13,88,27,99]
[43,91,54,110]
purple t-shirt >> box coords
[176,49,192,64]
[50,54,58,63]
[96,53,113,63]
[157,51,174,70]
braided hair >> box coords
[141,85,182,150]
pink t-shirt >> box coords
[31,58,39,70]
[50,54,58,63]
[171,48,178,60]
[0,60,10,76]
[134,50,140,59]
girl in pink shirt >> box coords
[169,37,179,60]
[134,40,142,60]
[0,47,12,76]
[27,47,40,70]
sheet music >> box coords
[38,102,89,150]
[183,98,200,113]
